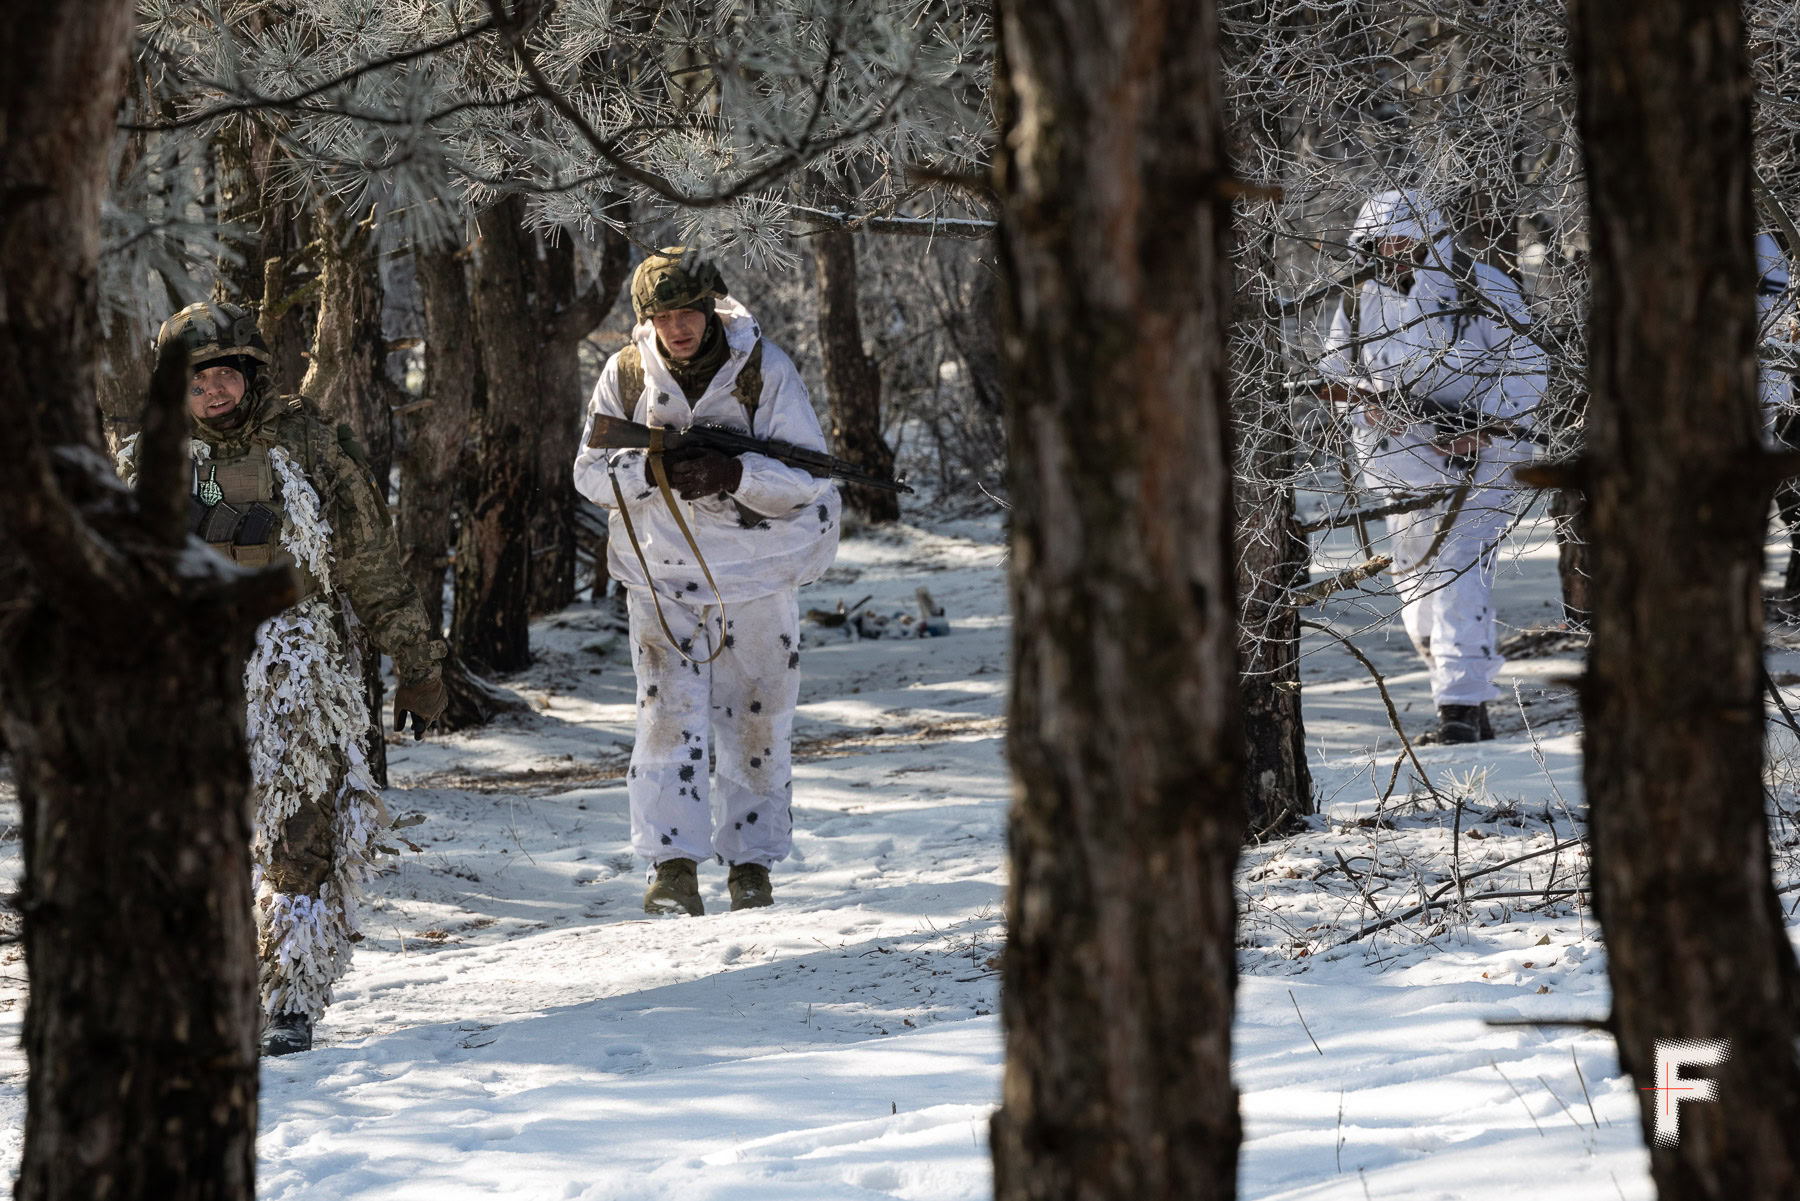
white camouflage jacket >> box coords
[573,297,842,604]
[1319,234,1546,491]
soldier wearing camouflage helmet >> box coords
[118,300,448,1055]
[574,248,841,917]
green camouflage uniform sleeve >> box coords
[307,419,446,682]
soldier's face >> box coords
[1370,236,1421,286]
[188,364,247,422]
[652,307,708,359]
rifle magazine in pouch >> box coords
[194,499,247,545]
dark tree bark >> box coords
[303,197,403,786]
[1543,349,1592,624]
[529,235,584,616]
[214,111,314,396]
[1572,1,1800,1195]
[1548,483,1591,623]
[1236,391,1314,836]
[458,198,630,649]
[406,243,519,730]
[0,4,275,1196]
[813,228,901,521]
[456,196,543,672]
[989,2,1243,1199]
[96,105,159,455]
[405,244,478,638]
[529,216,631,616]
[97,299,155,453]
[302,198,399,488]
[1233,226,1314,836]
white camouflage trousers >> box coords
[625,587,800,869]
[1386,444,1527,706]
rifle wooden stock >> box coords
[587,413,913,493]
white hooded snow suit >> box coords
[1319,190,1547,706]
[573,298,840,869]
[1758,232,1794,425]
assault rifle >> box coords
[1288,377,1553,449]
[586,413,913,494]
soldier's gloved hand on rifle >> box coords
[393,667,447,741]
[1432,431,1492,457]
[645,444,744,500]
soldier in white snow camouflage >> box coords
[1318,191,1547,744]
[574,248,840,917]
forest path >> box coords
[7,505,1800,1198]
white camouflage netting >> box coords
[119,435,386,1020]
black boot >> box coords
[1478,702,1495,741]
[261,1011,314,1057]
[1427,704,1483,745]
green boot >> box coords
[728,863,774,911]
[644,858,703,916]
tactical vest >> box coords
[189,428,323,600]
[615,338,772,529]
[617,338,765,431]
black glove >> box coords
[393,669,447,741]
[642,443,708,489]
[665,448,744,500]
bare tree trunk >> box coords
[0,5,274,1196]
[97,303,155,452]
[1572,0,1800,1194]
[259,209,316,398]
[406,245,477,637]
[1237,391,1314,836]
[530,236,583,616]
[813,228,900,521]
[990,2,1243,1198]
[303,199,397,486]
[529,216,631,616]
[456,196,542,673]
[1548,483,1591,623]
[407,243,513,730]
[96,112,158,455]
[211,116,314,395]
[303,197,402,785]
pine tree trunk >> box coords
[529,236,583,616]
[456,196,541,673]
[813,228,900,522]
[406,244,477,637]
[302,198,397,486]
[1237,387,1313,836]
[990,2,1243,1198]
[408,243,512,730]
[303,196,400,785]
[0,5,273,1196]
[1548,484,1591,623]
[97,302,154,453]
[1572,1,1800,1194]
[528,217,630,616]
[96,119,157,455]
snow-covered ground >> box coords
[3,498,1799,1199]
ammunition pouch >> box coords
[190,497,281,547]
[188,480,319,598]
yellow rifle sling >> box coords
[606,427,729,665]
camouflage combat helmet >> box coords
[155,301,273,370]
[630,247,729,320]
